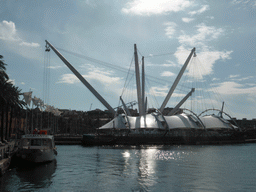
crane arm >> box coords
[45,40,116,116]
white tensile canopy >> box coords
[165,113,203,129]
[127,114,164,129]
[98,113,237,131]
[99,113,206,130]
[199,115,237,129]
[98,115,127,129]
[99,114,165,130]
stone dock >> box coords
[0,140,17,176]
[54,135,82,145]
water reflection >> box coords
[122,151,130,158]
[134,148,158,191]
[2,145,256,191]
[16,160,57,188]
[120,145,214,191]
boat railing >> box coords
[22,134,53,138]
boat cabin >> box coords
[20,135,55,150]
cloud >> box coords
[48,65,63,69]
[182,18,195,23]
[212,78,220,81]
[146,58,181,70]
[122,0,193,16]
[164,22,177,38]
[188,5,209,15]
[229,74,240,78]
[84,68,122,85]
[149,86,168,97]
[237,76,254,81]
[0,20,19,41]
[148,85,186,98]
[178,23,225,47]
[147,61,179,68]
[57,65,125,101]
[212,81,256,95]
[19,42,40,47]
[228,75,254,82]
[161,63,179,67]
[174,46,233,79]
[0,20,41,60]
[170,23,232,79]
[0,20,40,47]
[231,0,256,7]
[164,60,180,67]
[58,69,121,85]
[206,16,214,20]
[58,74,79,84]
[161,71,175,77]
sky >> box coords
[0,0,255,119]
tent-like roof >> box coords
[98,113,238,131]
[165,113,203,129]
[199,115,237,129]
[127,114,164,129]
[99,115,127,129]
[99,114,165,130]
[99,113,205,130]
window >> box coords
[31,139,42,146]
[21,139,30,147]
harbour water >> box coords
[1,143,256,192]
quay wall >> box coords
[0,140,17,176]
[54,135,82,145]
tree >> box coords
[0,55,25,142]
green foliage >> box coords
[0,55,26,110]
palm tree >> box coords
[0,55,9,103]
[6,83,25,140]
[0,55,8,78]
[0,55,8,142]
[0,55,25,142]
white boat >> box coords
[17,131,57,163]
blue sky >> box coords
[0,0,255,119]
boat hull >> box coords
[16,148,56,163]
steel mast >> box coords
[45,40,116,116]
[141,56,146,115]
[159,47,196,113]
[134,44,143,116]
[168,88,195,116]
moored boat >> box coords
[16,130,57,163]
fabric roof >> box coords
[165,113,203,129]
[99,113,237,130]
[199,115,237,129]
[99,115,127,129]
[127,114,164,129]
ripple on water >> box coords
[1,144,256,191]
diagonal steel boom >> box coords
[45,40,116,116]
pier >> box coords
[0,140,17,176]
[54,135,82,145]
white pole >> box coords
[134,44,143,116]
[160,48,196,112]
[142,56,145,115]
[45,40,116,116]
